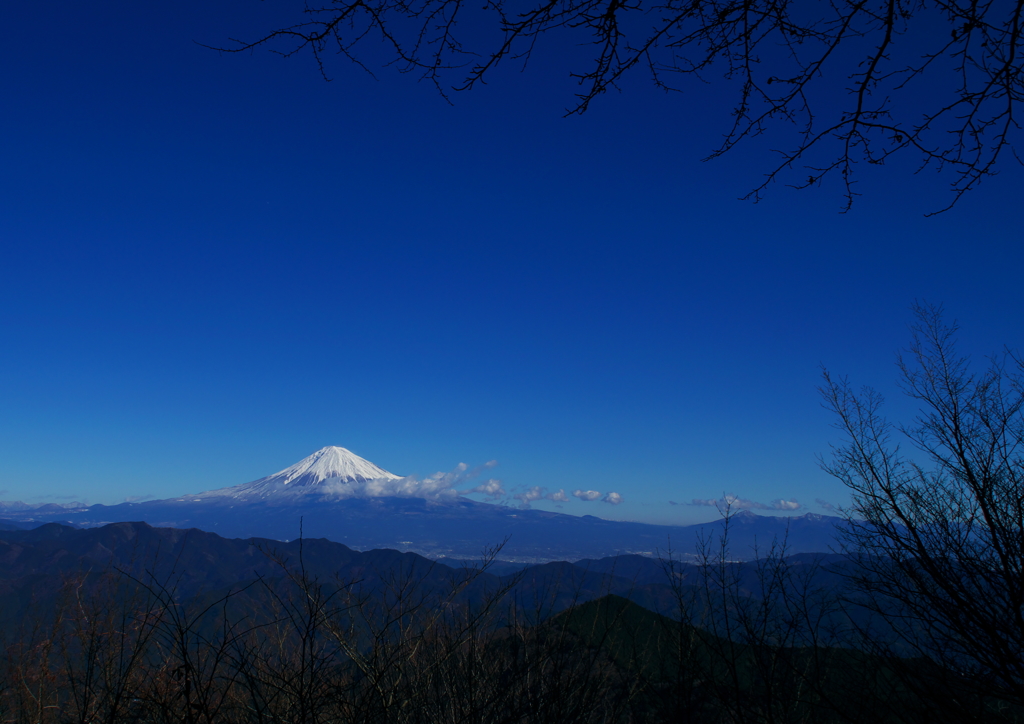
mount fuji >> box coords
[0,447,846,561]
[199,446,404,501]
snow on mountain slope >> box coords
[260,446,400,486]
[202,446,403,500]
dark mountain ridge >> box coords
[2,499,846,562]
[0,520,856,637]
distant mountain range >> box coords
[0,447,847,561]
[0,520,855,639]
[0,521,928,724]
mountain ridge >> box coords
[0,447,848,561]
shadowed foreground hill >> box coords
[549,595,1020,724]
[0,521,689,638]
[2,522,1020,723]
[2,550,1016,724]
[0,520,864,640]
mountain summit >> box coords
[260,446,399,485]
[207,446,401,500]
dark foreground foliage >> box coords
[2,539,1021,724]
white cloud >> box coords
[573,489,602,501]
[603,492,623,505]
[546,489,569,502]
[465,460,498,477]
[513,486,545,509]
[689,493,802,512]
[690,498,722,507]
[319,473,457,500]
[689,493,759,509]
[318,461,499,501]
[463,478,505,499]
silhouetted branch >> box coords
[212,0,1023,210]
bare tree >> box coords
[821,302,1024,716]
[215,0,1023,211]
[10,506,1022,723]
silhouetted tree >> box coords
[219,0,1022,211]
[821,302,1024,716]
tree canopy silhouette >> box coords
[822,303,1024,707]
[221,0,1022,211]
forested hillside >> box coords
[1,520,1019,724]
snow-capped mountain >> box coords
[201,446,401,500]
[0,446,850,561]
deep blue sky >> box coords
[1,1,1020,525]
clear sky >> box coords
[1,1,1020,526]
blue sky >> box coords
[1,1,1021,525]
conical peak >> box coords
[306,446,363,469]
[194,446,403,501]
[270,446,400,485]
